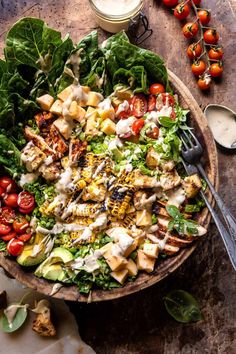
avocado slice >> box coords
[111,146,123,162]
[51,247,73,263]
[17,233,47,267]
[42,264,65,281]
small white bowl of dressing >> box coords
[89,0,143,33]
[204,104,236,150]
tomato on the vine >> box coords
[149,83,165,95]
[188,0,201,5]
[197,76,211,90]
[174,3,190,20]
[7,238,24,256]
[0,177,17,193]
[208,47,223,60]
[162,0,179,7]
[132,119,145,135]
[13,217,30,234]
[0,224,12,236]
[4,193,18,208]
[209,62,223,77]
[183,22,199,39]
[203,29,219,44]
[130,94,147,118]
[0,207,15,225]
[198,10,211,25]
[187,43,202,59]
[1,231,17,242]
[191,60,206,76]
[147,95,156,111]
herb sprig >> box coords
[166,205,198,235]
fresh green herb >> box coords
[159,105,190,133]
[164,289,203,323]
[166,205,198,235]
[0,239,7,252]
[89,135,108,154]
[152,214,158,225]
[24,181,55,206]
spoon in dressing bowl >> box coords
[204,104,236,150]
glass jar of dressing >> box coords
[89,0,144,34]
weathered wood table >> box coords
[0,0,235,353]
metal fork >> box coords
[180,130,236,270]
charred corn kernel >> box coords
[77,180,86,189]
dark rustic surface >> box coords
[0,0,235,353]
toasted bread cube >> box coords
[53,117,75,140]
[137,250,156,273]
[124,242,137,258]
[81,86,91,94]
[50,99,63,115]
[57,85,74,102]
[111,269,129,284]
[86,92,102,107]
[183,174,202,198]
[136,210,152,227]
[126,258,138,276]
[103,248,128,271]
[36,94,54,111]
[85,115,99,136]
[68,101,86,122]
[21,143,46,172]
[98,107,115,121]
[143,243,159,258]
[101,118,116,135]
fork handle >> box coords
[200,190,236,270]
[197,163,236,242]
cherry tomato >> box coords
[0,187,5,197]
[131,94,147,118]
[183,22,199,39]
[198,10,211,25]
[170,109,176,121]
[147,95,156,111]
[1,231,17,242]
[146,127,160,139]
[0,224,12,236]
[162,0,179,7]
[17,191,35,210]
[187,0,201,5]
[197,76,211,90]
[149,83,165,95]
[115,104,131,119]
[208,47,223,60]
[187,43,202,59]
[18,204,35,214]
[13,217,30,234]
[209,62,223,77]
[174,3,190,20]
[203,29,219,44]
[17,233,32,242]
[191,60,206,76]
[132,119,145,135]
[0,207,15,225]
[0,177,17,193]
[161,93,175,107]
[7,238,24,256]
[4,193,18,208]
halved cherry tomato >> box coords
[149,83,165,95]
[161,93,175,107]
[17,233,32,242]
[1,231,17,242]
[183,22,199,39]
[146,127,159,139]
[0,207,15,225]
[208,47,223,60]
[132,119,145,135]
[0,177,17,193]
[0,224,12,236]
[187,43,202,59]
[197,76,211,90]
[4,193,18,208]
[162,0,179,7]
[174,3,190,20]
[191,60,206,76]
[147,95,156,111]
[198,10,211,25]
[203,29,219,44]
[131,94,147,118]
[7,238,24,256]
[170,109,176,121]
[115,104,131,119]
[17,191,35,210]
[13,217,30,234]
[19,204,35,214]
[209,62,223,77]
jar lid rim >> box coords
[89,0,143,19]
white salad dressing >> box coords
[19,172,38,187]
[116,100,130,116]
[116,116,136,136]
[93,0,140,16]
[4,304,28,329]
[205,105,236,148]
[165,187,186,207]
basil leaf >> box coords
[166,205,181,219]
[158,116,176,128]
[164,290,203,323]
[1,305,28,333]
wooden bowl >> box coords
[0,70,218,302]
